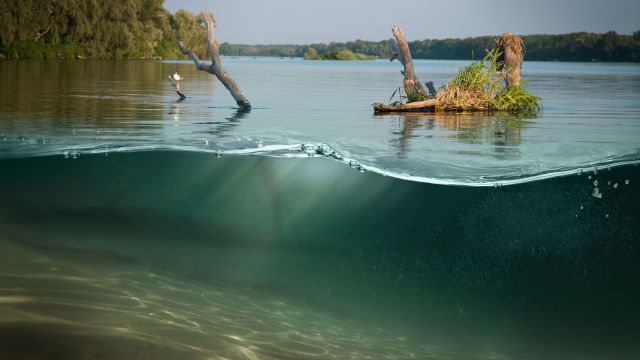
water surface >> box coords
[0,59,639,359]
[1,58,639,183]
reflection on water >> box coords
[377,112,530,159]
[1,59,638,182]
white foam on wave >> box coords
[5,142,640,187]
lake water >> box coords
[0,58,639,359]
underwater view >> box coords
[1,58,639,359]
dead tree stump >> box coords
[179,12,251,111]
[496,33,524,87]
[391,25,429,101]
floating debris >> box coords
[592,187,603,199]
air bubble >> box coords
[613,183,618,189]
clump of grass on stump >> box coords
[389,33,542,113]
[435,50,503,111]
[492,84,542,113]
[434,48,541,113]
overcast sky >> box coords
[163,0,640,44]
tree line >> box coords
[220,32,640,62]
[0,0,209,59]
[1,1,638,62]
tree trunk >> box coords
[391,25,428,100]
[178,12,251,111]
[497,33,524,87]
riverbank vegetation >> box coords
[0,0,208,59]
[220,32,640,63]
[303,48,374,60]
[0,1,638,62]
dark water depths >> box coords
[1,59,640,359]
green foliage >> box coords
[171,9,209,59]
[319,49,374,60]
[492,84,542,113]
[0,0,206,60]
[303,47,319,60]
[405,88,428,102]
[0,2,637,62]
[4,40,84,59]
[302,47,374,61]
[448,50,503,93]
[435,49,542,113]
[217,32,640,62]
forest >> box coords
[0,0,209,59]
[1,0,639,62]
[220,32,640,62]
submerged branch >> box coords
[168,75,186,101]
[178,12,251,110]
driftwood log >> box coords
[179,12,251,110]
[373,99,436,113]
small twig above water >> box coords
[168,72,186,101]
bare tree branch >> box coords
[179,12,251,110]
[391,25,428,99]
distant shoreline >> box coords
[4,56,640,63]
[2,30,639,63]
[1,3,637,63]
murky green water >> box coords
[1,59,639,359]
